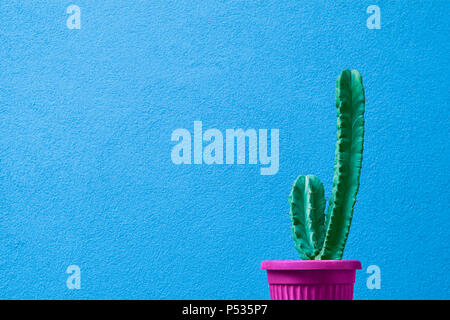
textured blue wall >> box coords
[0,1,449,299]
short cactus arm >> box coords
[289,175,326,259]
[318,69,365,259]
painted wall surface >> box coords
[0,1,448,299]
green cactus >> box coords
[289,69,365,260]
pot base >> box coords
[269,283,354,300]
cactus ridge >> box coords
[289,69,365,260]
[288,175,326,259]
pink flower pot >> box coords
[261,260,362,300]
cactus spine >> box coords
[289,69,365,260]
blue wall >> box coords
[0,1,448,299]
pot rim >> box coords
[261,260,362,271]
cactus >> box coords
[289,175,326,259]
[289,69,365,260]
